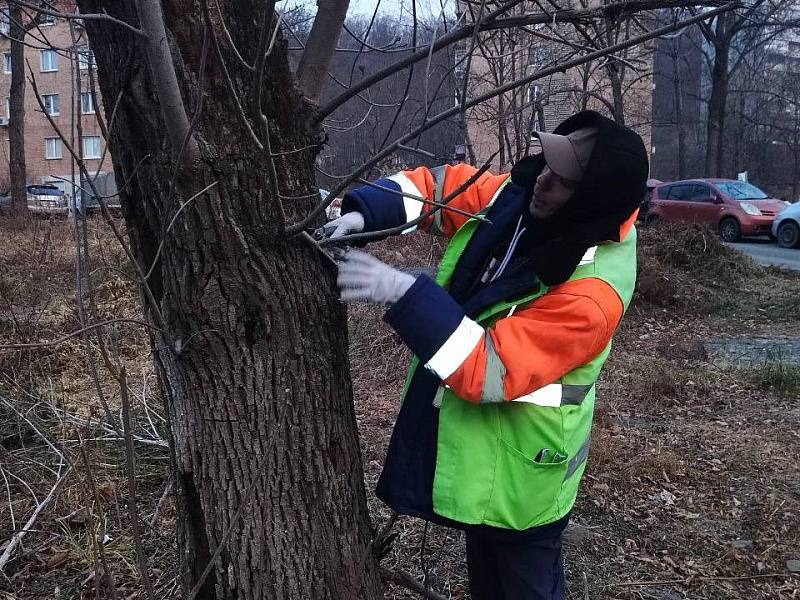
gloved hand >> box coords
[317,211,365,240]
[337,250,416,305]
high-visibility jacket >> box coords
[342,162,638,531]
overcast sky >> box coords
[278,0,454,21]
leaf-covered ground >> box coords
[1,216,798,599]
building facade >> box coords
[459,0,653,173]
[0,1,111,203]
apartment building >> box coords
[0,1,111,201]
[458,1,653,172]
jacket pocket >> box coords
[482,440,569,529]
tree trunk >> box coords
[76,2,382,598]
[606,62,626,126]
[8,3,27,214]
[499,91,508,169]
[704,15,732,178]
[670,46,686,180]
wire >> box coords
[491,215,525,281]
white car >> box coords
[772,202,800,248]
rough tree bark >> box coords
[75,1,382,598]
[8,3,28,214]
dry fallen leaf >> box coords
[44,550,69,570]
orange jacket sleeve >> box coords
[441,278,624,403]
[340,164,509,239]
[402,165,510,237]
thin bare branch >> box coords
[8,0,146,37]
[77,432,121,600]
[0,318,163,351]
[318,0,726,121]
[144,181,219,280]
[323,152,498,245]
[120,368,157,600]
[212,0,254,71]
[26,61,167,330]
[288,2,736,236]
[0,468,72,571]
[355,177,492,223]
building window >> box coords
[0,8,9,34]
[3,52,10,74]
[5,97,9,119]
[527,46,551,68]
[528,84,542,104]
[45,137,63,159]
[82,135,101,159]
[80,92,95,115]
[42,93,60,116]
[77,45,95,70]
[41,49,58,72]
[38,12,56,25]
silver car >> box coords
[772,201,800,248]
[27,184,68,214]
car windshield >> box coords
[715,181,769,200]
[27,186,63,196]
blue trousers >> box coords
[465,528,566,600]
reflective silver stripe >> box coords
[511,383,593,407]
[432,385,446,408]
[429,165,447,236]
[564,436,591,481]
[511,384,562,407]
[560,384,593,406]
[386,172,425,234]
[578,246,597,265]
[480,333,506,403]
[424,317,484,380]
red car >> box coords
[646,179,788,242]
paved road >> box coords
[726,239,800,271]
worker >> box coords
[322,110,648,600]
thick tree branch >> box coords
[134,0,192,156]
[296,0,350,102]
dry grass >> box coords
[1,217,799,599]
[635,223,800,318]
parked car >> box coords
[26,184,68,214]
[772,201,800,248]
[646,179,789,242]
[638,178,663,222]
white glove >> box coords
[318,211,365,240]
[337,250,416,305]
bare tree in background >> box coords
[698,0,798,177]
[6,3,28,214]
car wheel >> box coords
[646,215,662,227]
[719,217,741,242]
[777,221,800,249]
